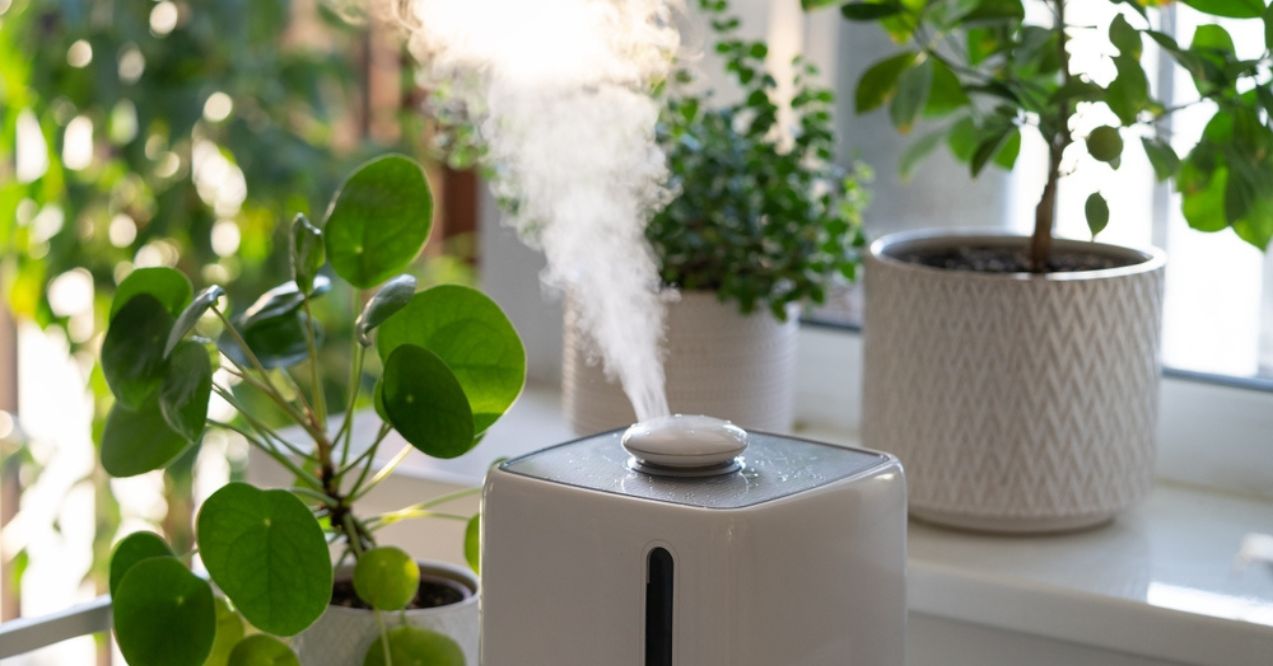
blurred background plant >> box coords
[0,1,476,660]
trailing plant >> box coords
[652,0,871,320]
[100,155,525,666]
[806,0,1273,268]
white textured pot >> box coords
[563,291,798,434]
[862,230,1166,533]
[292,561,478,665]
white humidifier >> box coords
[481,415,906,665]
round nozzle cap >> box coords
[621,415,748,477]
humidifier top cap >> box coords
[621,415,747,475]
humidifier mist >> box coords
[394,0,680,422]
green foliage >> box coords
[107,531,173,596]
[324,155,434,289]
[651,0,870,320]
[227,635,300,666]
[113,557,216,666]
[99,156,524,663]
[353,546,421,611]
[206,597,247,666]
[363,626,466,666]
[464,514,481,574]
[811,0,1273,261]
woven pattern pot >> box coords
[563,291,798,434]
[863,231,1166,533]
[292,561,478,665]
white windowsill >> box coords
[326,381,1273,666]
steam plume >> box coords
[398,0,678,420]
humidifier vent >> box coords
[622,414,748,477]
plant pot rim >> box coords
[323,559,478,619]
[867,228,1166,282]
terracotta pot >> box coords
[292,561,478,665]
[563,291,798,434]
[862,230,1166,533]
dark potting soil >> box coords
[896,245,1134,274]
[330,576,465,611]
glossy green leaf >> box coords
[354,546,420,611]
[376,286,525,433]
[1109,14,1142,59]
[1181,165,1230,232]
[961,0,1024,22]
[222,310,320,370]
[159,341,212,444]
[166,285,225,358]
[227,635,300,666]
[290,213,325,295]
[1179,0,1262,20]
[205,597,246,666]
[889,57,933,133]
[855,51,917,114]
[992,127,1021,169]
[969,123,1014,177]
[196,483,332,636]
[946,116,978,162]
[1265,2,1273,50]
[381,345,476,459]
[840,2,903,20]
[1190,24,1236,55]
[324,154,433,289]
[109,531,174,597]
[237,276,332,325]
[362,626,465,666]
[112,267,192,319]
[1141,136,1181,181]
[356,275,417,346]
[923,59,969,118]
[1107,56,1150,126]
[1087,126,1124,163]
[1233,197,1273,249]
[1085,192,1110,237]
[1225,160,1257,223]
[114,557,216,666]
[464,514,480,574]
[101,396,191,477]
[103,295,174,408]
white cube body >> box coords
[481,435,906,666]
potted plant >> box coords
[563,0,871,434]
[806,0,1272,531]
[98,154,525,665]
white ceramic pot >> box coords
[862,230,1166,533]
[292,561,478,665]
[563,291,798,434]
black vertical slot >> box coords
[646,547,674,666]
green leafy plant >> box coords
[652,0,871,320]
[100,154,524,666]
[807,0,1273,267]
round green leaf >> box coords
[464,514,480,574]
[362,626,465,666]
[165,285,225,358]
[1086,126,1123,163]
[238,276,332,325]
[356,275,417,346]
[101,398,191,477]
[381,345,476,459]
[109,531,174,597]
[205,597,246,666]
[376,286,525,434]
[103,295,174,408]
[112,267,192,319]
[353,546,420,611]
[227,635,300,666]
[291,213,325,295]
[196,483,333,636]
[160,341,212,444]
[222,310,321,370]
[114,557,216,666]
[324,154,433,289]
[1085,192,1110,237]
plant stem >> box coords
[209,418,325,490]
[350,444,413,502]
[336,344,366,469]
[1030,0,1074,272]
[348,424,393,498]
[368,488,481,528]
[212,384,317,462]
[301,299,328,428]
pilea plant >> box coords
[807,0,1273,268]
[99,154,525,666]
[651,0,871,320]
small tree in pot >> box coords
[564,0,871,433]
[806,0,1271,531]
[100,155,524,665]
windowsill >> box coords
[333,381,1273,665]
